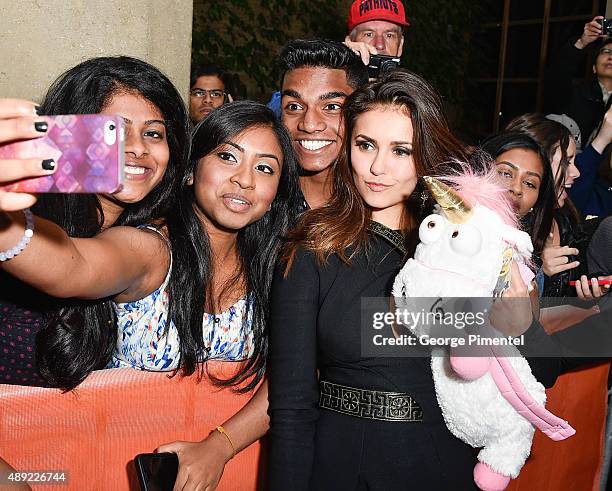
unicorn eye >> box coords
[449,223,482,256]
[419,214,445,244]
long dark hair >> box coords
[480,131,555,259]
[505,113,582,226]
[166,100,301,391]
[286,69,468,265]
[36,56,191,389]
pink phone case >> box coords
[0,114,124,193]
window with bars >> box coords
[466,0,605,138]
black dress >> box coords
[268,232,482,491]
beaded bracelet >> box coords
[0,209,34,262]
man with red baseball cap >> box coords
[345,0,409,64]
[267,1,408,116]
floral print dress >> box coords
[108,230,254,370]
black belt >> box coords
[319,380,423,422]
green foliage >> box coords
[192,0,485,106]
[192,0,348,100]
[402,1,486,105]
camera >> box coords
[598,17,612,36]
[367,54,401,79]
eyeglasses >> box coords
[599,48,612,56]
[190,88,226,99]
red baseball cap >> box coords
[348,0,409,31]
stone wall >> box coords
[0,0,193,103]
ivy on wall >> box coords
[192,0,485,110]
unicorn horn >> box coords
[423,176,473,224]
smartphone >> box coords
[568,279,612,286]
[0,114,124,193]
[134,452,178,491]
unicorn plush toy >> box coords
[392,167,575,491]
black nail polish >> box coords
[42,159,55,171]
[34,105,42,116]
[34,121,48,133]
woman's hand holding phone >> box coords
[0,111,124,196]
[156,433,233,491]
[0,98,56,211]
[572,275,612,300]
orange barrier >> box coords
[0,365,264,491]
[507,362,609,491]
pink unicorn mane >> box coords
[432,156,519,229]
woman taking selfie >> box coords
[0,98,300,489]
[0,56,190,386]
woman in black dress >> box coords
[268,70,555,490]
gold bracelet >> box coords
[215,425,236,459]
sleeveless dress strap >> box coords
[132,224,172,291]
[137,224,170,245]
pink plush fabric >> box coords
[474,462,511,491]
[434,160,519,229]
[490,354,576,440]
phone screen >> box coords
[135,452,178,491]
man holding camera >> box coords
[267,1,408,117]
[344,0,409,72]
[276,3,407,211]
